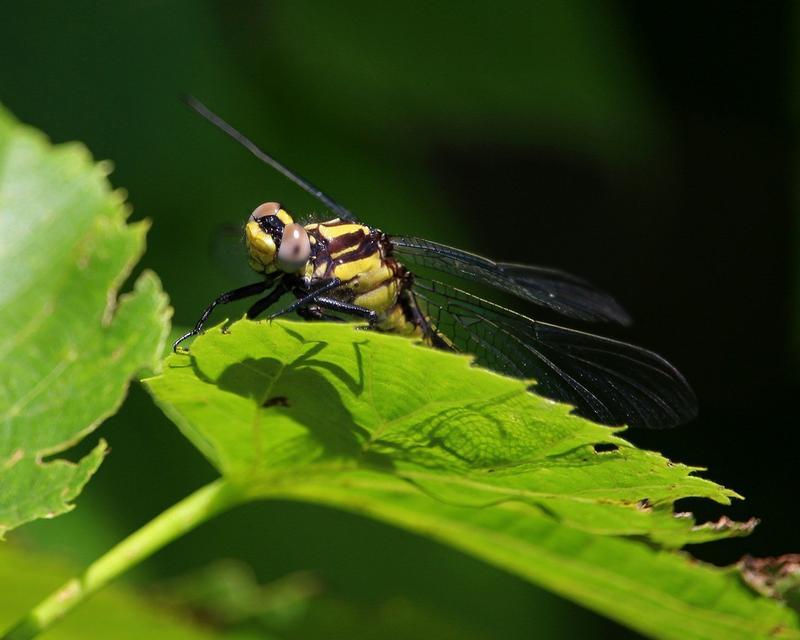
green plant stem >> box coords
[2,478,240,640]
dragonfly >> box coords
[174,96,697,430]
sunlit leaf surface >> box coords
[0,105,170,537]
[145,320,799,639]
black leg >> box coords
[297,305,326,321]
[268,278,342,320]
[313,296,378,322]
[245,284,288,320]
[173,281,269,351]
[297,305,346,322]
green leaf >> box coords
[145,320,800,639]
[0,104,170,537]
[0,545,218,640]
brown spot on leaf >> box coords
[695,516,759,535]
[739,553,800,611]
[3,449,24,470]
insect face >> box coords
[245,201,309,273]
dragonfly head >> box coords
[245,202,311,274]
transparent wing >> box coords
[411,278,697,429]
[391,236,631,325]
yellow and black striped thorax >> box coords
[303,219,413,323]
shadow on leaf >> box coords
[193,347,380,466]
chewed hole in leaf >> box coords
[41,435,106,465]
[593,443,619,454]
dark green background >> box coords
[1,2,795,638]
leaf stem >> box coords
[2,478,240,640]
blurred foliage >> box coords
[740,555,800,614]
[0,544,215,640]
[0,1,795,639]
[155,560,492,640]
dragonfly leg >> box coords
[173,281,269,351]
[245,284,288,320]
[296,305,347,322]
[297,305,324,320]
[268,278,342,320]
[313,296,378,322]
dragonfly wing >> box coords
[391,236,631,325]
[410,278,697,429]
